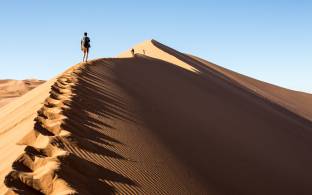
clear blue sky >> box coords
[0,0,311,93]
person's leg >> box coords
[86,48,89,62]
[83,49,86,62]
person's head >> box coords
[84,32,88,36]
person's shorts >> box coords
[82,47,89,53]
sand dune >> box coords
[0,79,44,108]
[2,40,312,194]
[188,54,312,122]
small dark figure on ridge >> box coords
[81,32,91,62]
[131,48,135,57]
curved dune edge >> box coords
[3,64,84,194]
[118,39,312,123]
[151,40,312,123]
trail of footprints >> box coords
[4,64,85,195]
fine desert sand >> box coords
[0,79,44,108]
[1,40,312,194]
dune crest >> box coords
[118,39,199,73]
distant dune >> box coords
[1,40,312,194]
[0,79,44,107]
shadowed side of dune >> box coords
[110,56,312,195]
[57,62,139,194]
[55,59,205,194]
[187,54,312,122]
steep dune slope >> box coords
[2,40,312,194]
[188,55,312,122]
[111,56,312,195]
[0,79,44,108]
[120,39,312,122]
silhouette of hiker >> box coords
[131,48,135,57]
[81,32,91,62]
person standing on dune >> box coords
[81,32,91,62]
[131,48,135,57]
